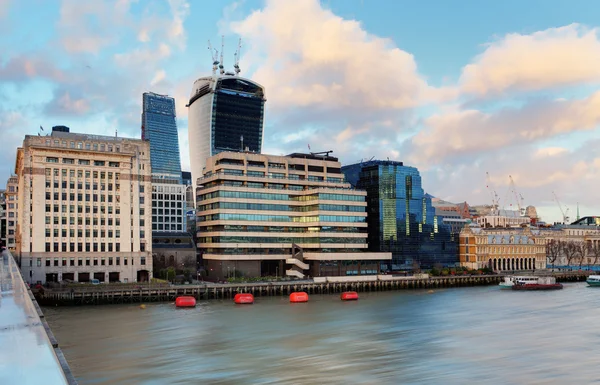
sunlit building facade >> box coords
[196,152,391,280]
[14,127,153,284]
[342,160,458,270]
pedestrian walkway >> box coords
[0,250,74,385]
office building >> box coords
[14,126,153,284]
[342,160,458,270]
[187,75,266,185]
[141,92,187,233]
[0,190,6,248]
[141,92,182,181]
[5,176,18,251]
[196,151,391,280]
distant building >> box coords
[0,189,6,248]
[342,160,457,271]
[5,176,18,251]
[196,152,391,280]
[141,92,187,233]
[141,92,182,181]
[187,75,266,185]
[459,226,547,271]
[474,210,530,228]
[151,231,197,279]
[14,127,153,284]
[434,208,470,235]
[539,217,600,268]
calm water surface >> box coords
[44,283,600,384]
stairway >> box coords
[285,243,308,279]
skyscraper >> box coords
[342,160,458,271]
[187,75,266,185]
[141,92,187,233]
[142,92,182,181]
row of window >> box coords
[47,157,120,167]
[37,256,143,267]
[199,236,366,244]
[198,213,367,223]
[198,202,365,213]
[198,190,364,203]
[152,224,184,231]
[46,169,121,180]
[44,139,121,153]
[45,228,121,238]
[46,193,119,203]
[45,202,125,213]
[200,225,367,233]
[45,242,122,252]
[151,201,182,208]
[216,169,344,183]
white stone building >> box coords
[12,127,153,284]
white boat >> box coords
[586,275,600,287]
[499,276,539,289]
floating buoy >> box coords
[140,304,146,309]
[340,291,359,301]
[289,292,309,303]
[175,296,196,307]
[234,293,254,304]
[427,290,434,294]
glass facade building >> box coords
[342,160,457,270]
[141,92,182,182]
[187,75,266,187]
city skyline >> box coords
[2,0,600,223]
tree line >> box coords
[547,240,600,270]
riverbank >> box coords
[34,271,591,306]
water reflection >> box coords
[44,283,600,384]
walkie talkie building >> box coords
[187,75,266,186]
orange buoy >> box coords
[175,296,196,307]
[234,293,254,304]
[340,291,359,301]
[289,292,309,303]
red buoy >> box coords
[289,292,309,303]
[234,293,254,304]
[341,291,359,301]
[175,296,196,307]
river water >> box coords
[43,283,600,384]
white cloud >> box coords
[460,24,600,96]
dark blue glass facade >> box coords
[342,161,458,270]
[142,92,182,181]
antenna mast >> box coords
[219,35,225,75]
[208,40,219,75]
[234,38,242,76]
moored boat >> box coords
[511,276,563,291]
[499,276,538,289]
[586,275,600,287]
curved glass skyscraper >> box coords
[187,75,266,185]
[141,92,182,181]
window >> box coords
[141,257,146,265]
[47,157,58,163]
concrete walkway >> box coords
[0,250,74,385]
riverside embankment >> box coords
[35,271,590,306]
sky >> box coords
[1,0,600,223]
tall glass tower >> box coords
[187,75,266,185]
[342,160,458,270]
[141,92,182,181]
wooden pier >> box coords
[35,271,591,306]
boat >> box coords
[511,276,563,291]
[586,275,600,287]
[499,276,538,289]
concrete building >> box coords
[5,176,18,251]
[540,217,600,269]
[187,75,266,186]
[434,208,470,235]
[459,226,547,271]
[342,160,458,271]
[0,189,6,248]
[196,151,391,280]
[14,127,153,284]
[151,231,197,279]
[474,210,531,228]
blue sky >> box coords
[1,0,600,223]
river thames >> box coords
[44,282,600,384]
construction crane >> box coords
[219,35,225,75]
[508,175,525,216]
[552,191,570,224]
[485,172,500,215]
[233,38,242,76]
[207,40,219,75]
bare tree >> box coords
[575,242,586,270]
[587,241,600,270]
[562,241,582,269]
[546,240,561,271]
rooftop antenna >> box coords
[234,38,242,76]
[240,135,244,151]
[219,35,225,75]
[115,128,118,137]
[208,40,219,75]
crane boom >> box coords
[552,191,570,224]
[509,175,525,216]
[234,38,242,76]
[485,172,500,215]
[207,40,219,75]
[219,35,225,75]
